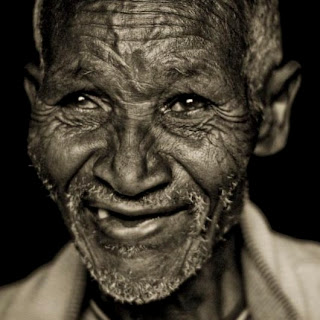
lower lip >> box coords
[88,208,188,242]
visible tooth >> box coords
[98,209,109,220]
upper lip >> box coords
[85,199,191,219]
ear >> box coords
[24,63,42,108]
[254,61,301,156]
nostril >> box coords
[94,176,114,192]
[93,151,172,198]
[94,169,171,199]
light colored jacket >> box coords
[0,201,319,320]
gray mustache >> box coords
[67,178,206,209]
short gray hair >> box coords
[243,0,282,114]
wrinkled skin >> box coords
[28,0,260,318]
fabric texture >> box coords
[0,201,319,319]
[82,301,251,320]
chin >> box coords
[58,175,244,304]
[62,187,215,303]
[74,229,211,304]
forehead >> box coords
[40,0,248,101]
[44,1,246,54]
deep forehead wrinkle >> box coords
[74,0,245,37]
[40,43,231,104]
[45,34,222,79]
[46,0,247,70]
[41,0,247,61]
[40,0,247,103]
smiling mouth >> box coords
[85,203,192,242]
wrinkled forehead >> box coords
[35,0,248,67]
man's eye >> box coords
[59,93,98,110]
[164,95,212,115]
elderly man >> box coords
[1,0,319,319]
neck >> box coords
[89,227,245,320]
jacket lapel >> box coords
[241,201,301,319]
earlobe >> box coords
[254,61,302,156]
[24,63,42,108]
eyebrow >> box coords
[39,67,99,105]
[39,47,227,106]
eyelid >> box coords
[163,94,214,112]
[57,91,94,107]
[167,94,199,106]
[56,91,113,113]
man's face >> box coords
[29,0,258,304]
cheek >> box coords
[28,117,112,191]
[46,136,93,187]
[157,119,257,196]
[29,105,257,198]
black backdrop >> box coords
[1,1,319,286]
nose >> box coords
[93,122,172,197]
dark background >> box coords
[1,1,319,286]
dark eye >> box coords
[163,94,212,115]
[59,93,98,110]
